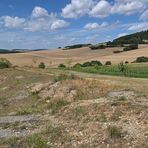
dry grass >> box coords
[0,68,148,147]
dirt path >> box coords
[0,115,39,124]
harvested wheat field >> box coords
[0,45,147,67]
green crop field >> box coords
[67,63,148,78]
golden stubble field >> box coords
[0,45,148,67]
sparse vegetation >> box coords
[26,134,47,148]
[47,99,69,114]
[53,73,77,82]
[0,67,148,147]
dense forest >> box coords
[109,30,148,45]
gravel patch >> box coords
[0,115,39,124]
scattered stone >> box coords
[108,91,135,99]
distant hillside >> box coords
[0,49,48,54]
[111,30,148,45]
[0,49,21,54]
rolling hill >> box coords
[0,45,147,67]
[110,30,148,45]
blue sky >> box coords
[0,0,148,49]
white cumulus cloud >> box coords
[62,0,94,18]
[128,22,148,31]
[111,0,145,15]
[2,16,25,28]
[31,6,49,18]
[89,0,111,18]
[84,22,108,30]
[1,7,69,32]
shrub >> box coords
[125,61,129,64]
[105,61,111,65]
[0,58,12,69]
[135,56,148,63]
[82,61,102,67]
[58,63,66,68]
[90,44,106,50]
[91,60,102,66]
[73,63,82,68]
[82,61,92,67]
[38,62,45,69]
[123,44,138,51]
[107,126,122,138]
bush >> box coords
[91,60,102,66]
[73,63,82,68]
[58,64,66,68]
[0,58,12,69]
[105,61,111,65]
[90,44,106,50]
[125,61,129,64]
[135,56,148,63]
[82,61,92,67]
[82,61,102,67]
[123,44,138,51]
[38,62,45,69]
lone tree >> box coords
[118,62,128,76]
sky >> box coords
[0,0,148,49]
